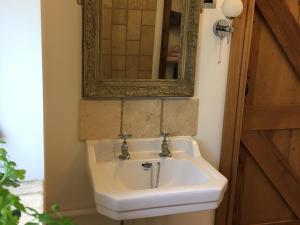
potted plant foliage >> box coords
[0,140,76,225]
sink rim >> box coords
[86,136,228,219]
[91,156,227,211]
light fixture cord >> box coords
[218,39,222,64]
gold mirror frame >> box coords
[82,0,202,98]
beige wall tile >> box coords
[128,0,142,9]
[140,55,153,70]
[112,56,125,70]
[102,9,112,39]
[113,9,127,25]
[113,0,127,8]
[112,70,125,79]
[140,26,155,55]
[101,55,111,79]
[101,40,111,54]
[142,10,156,25]
[127,41,140,55]
[126,56,139,79]
[162,99,199,136]
[139,70,152,79]
[127,10,142,40]
[123,100,161,138]
[112,25,126,54]
[143,0,157,9]
[79,100,121,140]
[102,0,112,8]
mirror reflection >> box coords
[100,0,183,80]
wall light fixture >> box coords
[213,0,243,42]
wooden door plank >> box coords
[243,105,300,130]
[232,145,247,224]
[215,0,256,224]
[289,129,300,179]
[241,131,300,218]
[245,9,298,106]
[245,8,263,105]
[256,0,300,76]
[238,149,296,224]
[250,220,300,225]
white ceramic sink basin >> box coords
[86,137,227,220]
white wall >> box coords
[0,0,44,180]
[195,1,231,169]
[194,1,231,224]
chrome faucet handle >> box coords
[160,131,169,139]
[159,131,172,158]
[118,132,132,160]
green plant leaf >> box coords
[60,217,76,225]
[14,169,26,180]
[12,209,21,217]
[14,200,25,212]
[51,203,60,212]
[0,141,77,225]
[0,149,7,156]
[38,213,55,224]
[25,207,39,215]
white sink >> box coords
[86,137,227,220]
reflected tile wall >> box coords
[101,0,156,79]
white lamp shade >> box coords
[222,0,243,18]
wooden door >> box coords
[216,0,300,225]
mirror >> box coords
[100,0,183,80]
[82,0,202,98]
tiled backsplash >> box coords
[79,98,199,140]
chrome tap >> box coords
[119,132,132,160]
[159,131,172,157]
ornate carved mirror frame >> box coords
[82,0,202,98]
